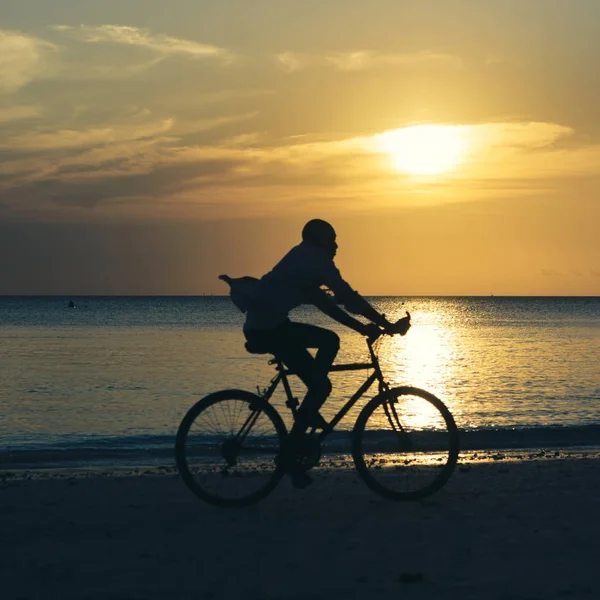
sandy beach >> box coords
[2,450,599,600]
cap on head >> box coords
[301,219,337,257]
[302,219,336,244]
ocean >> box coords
[1,296,599,470]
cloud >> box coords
[324,50,464,71]
[540,269,564,278]
[0,30,57,92]
[0,120,580,192]
[3,116,600,221]
[0,104,42,123]
[52,25,233,62]
[0,110,258,195]
[274,52,308,73]
[0,110,256,155]
[275,50,463,72]
[0,117,175,151]
[541,269,595,279]
[362,121,600,182]
[458,122,600,180]
[57,56,166,81]
[470,122,574,151]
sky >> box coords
[1,0,600,295]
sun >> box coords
[377,124,468,176]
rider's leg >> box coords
[245,321,339,434]
[295,379,331,431]
[271,333,336,488]
[244,322,339,488]
[267,322,340,434]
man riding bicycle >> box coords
[220,218,410,487]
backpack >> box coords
[218,274,262,313]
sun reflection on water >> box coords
[377,309,461,425]
[380,313,456,390]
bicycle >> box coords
[175,316,459,507]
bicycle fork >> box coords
[381,394,415,451]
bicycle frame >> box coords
[177,329,459,506]
[257,338,391,440]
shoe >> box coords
[275,445,313,489]
[289,467,313,489]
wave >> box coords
[2,425,600,470]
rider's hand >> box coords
[395,316,411,336]
[360,323,382,339]
[387,312,411,336]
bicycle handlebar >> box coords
[368,311,411,343]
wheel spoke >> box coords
[352,387,458,500]
[176,393,285,507]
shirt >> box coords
[243,240,356,331]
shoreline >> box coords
[2,453,599,599]
[2,446,600,478]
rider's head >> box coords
[302,219,337,258]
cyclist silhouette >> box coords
[220,219,410,487]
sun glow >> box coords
[377,124,468,176]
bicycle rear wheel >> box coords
[175,390,287,507]
[352,386,458,500]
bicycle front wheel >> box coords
[352,386,458,500]
[175,390,287,507]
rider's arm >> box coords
[316,261,393,330]
[311,290,376,336]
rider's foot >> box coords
[275,457,313,489]
[276,442,314,489]
[289,466,313,489]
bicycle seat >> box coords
[244,340,271,355]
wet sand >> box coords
[2,451,599,600]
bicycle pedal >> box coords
[285,397,299,410]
